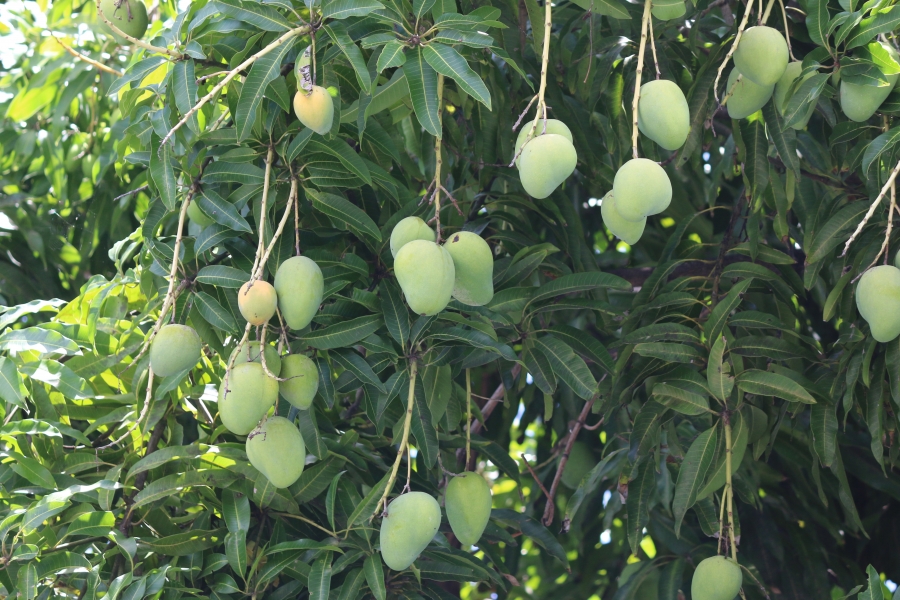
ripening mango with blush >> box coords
[513,119,573,168]
[518,134,578,199]
[733,26,788,87]
[443,231,494,306]
[219,362,278,435]
[395,240,455,315]
[840,42,900,122]
[246,416,306,488]
[691,556,743,600]
[726,68,774,120]
[150,324,201,377]
[279,354,319,410]
[638,79,690,151]
[238,280,278,326]
[601,192,646,245]
[274,256,324,331]
[380,492,441,570]
[855,265,900,342]
[293,86,334,135]
[229,341,282,375]
[774,62,817,129]
[612,158,672,222]
[445,472,492,546]
[390,216,435,258]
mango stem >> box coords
[630,0,652,160]
[373,358,419,518]
[725,417,738,561]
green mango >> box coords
[601,192,646,245]
[379,492,441,570]
[612,158,672,222]
[561,442,595,488]
[150,324,201,377]
[443,231,494,306]
[841,75,899,122]
[774,62,816,129]
[733,26,789,86]
[246,416,306,488]
[638,79,690,150]
[651,0,686,19]
[518,134,578,199]
[390,216,435,258]
[725,68,774,119]
[445,472,492,546]
[229,341,282,375]
[514,119,573,167]
[279,354,318,410]
[187,201,214,228]
[238,280,278,326]
[691,556,742,600]
[293,86,334,135]
[99,0,149,39]
[219,362,278,435]
[855,265,900,342]
[274,256,324,331]
[395,240,455,315]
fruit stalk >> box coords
[251,147,276,281]
[541,394,595,526]
[841,156,900,257]
[433,74,444,241]
[465,368,472,469]
[373,358,419,518]
[725,417,738,561]
[630,0,652,159]
[760,0,777,24]
[252,175,298,277]
[511,0,553,164]
[54,36,124,76]
[95,0,181,58]
[713,0,754,103]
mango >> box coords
[379,492,441,570]
[246,416,306,488]
[840,43,900,122]
[445,472,492,546]
[651,0,686,19]
[895,248,900,270]
[733,26,789,87]
[229,341,281,375]
[726,68,774,120]
[856,265,900,342]
[612,158,672,222]
[561,442,594,488]
[518,134,578,199]
[99,0,149,39]
[394,240,455,315]
[274,256,324,331]
[601,192,646,245]
[443,231,494,306]
[774,62,816,129]
[691,556,743,600]
[638,79,690,150]
[187,201,214,228]
[218,362,279,435]
[390,216,435,258]
[238,280,278,326]
[279,354,319,410]
[150,324,201,377]
[293,86,334,135]
[514,119,573,167]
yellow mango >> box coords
[280,354,318,410]
[638,79,690,150]
[691,556,742,600]
[514,119,573,167]
[293,86,334,135]
[150,324,201,377]
[229,341,281,375]
[99,0,149,39]
[219,362,278,435]
[394,240,455,315]
[238,280,278,326]
[726,68,774,120]
[855,265,900,342]
[443,231,494,306]
[187,201,214,228]
[601,192,646,245]
[274,256,324,330]
[380,492,441,570]
[246,416,306,488]
[390,216,435,258]
[612,158,672,222]
[518,134,578,199]
[733,26,789,86]
[774,62,816,129]
[445,472,492,546]
[561,442,595,488]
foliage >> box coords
[1,0,900,598]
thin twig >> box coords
[841,156,900,257]
[55,36,124,75]
[251,146,276,281]
[520,454,552,499]
[713,1,754,103]
[465,369,472,469]
[373,359,419,518]
[631,0,652,159]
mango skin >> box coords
[774,62,816,129]
[691,556,743,600]
[726,68,774,120]
[601,192,646,245]
[514,119,573,167]
[150,324,201,377]
[445,472,492,546]
[246,416,306,488]
[840,42,900,122]
[443,231,494,306]
[293,86,334,135]
[518,134,578,199]
[219,362,279,435]
[279,354,319,410]
[274,256,324,331]
[638,79,690,150]
[652,0,686,19]
[380,492,441,570]
[390,216,435,258]
[612,158,672,222]
[99,0,149,39]
[238,280,278,326]
[395,240,455,315]
[561,442,594,488]
[733,26,789,87]
[856,265,900,342]
[229,341,281,375]
[187,201,214,228]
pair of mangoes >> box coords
[246,415,307,488]
[691,555,743,600]
[725,26,789,120]
[601,158,672,244]
[380,473,492,570]
[856,263,900,342]
[391,217,494,315]
[238,256,324,331]
[514,119,578,199]
[840,41,900,122]
[98,0,149,40]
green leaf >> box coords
[707,335,734,402]
[672,426,717,537]
[652,383,711,415]
[523,346,556,394]
[376,40,407,72]
[307,189,382,242]
[197,188,253,233]
[696,411,749,500]
[528,272,631,306]
[326,471,345,531]
[324,24,371,90]
[811,401,838,467]
[0,357,26,409]
[762,99,800,177]
[171,60,199,134]
[194,291,238,332]
[422,363,452,425]
[20,360,93,399]
[6,451,56,488]
[139,528,226,556]
[380,281,409,349]
[735,369,816,403]
[307,139,372,185]
[0,327,80,355]
[300,315,383,350]
[62,510,115,539]
[534,336,596,400]
[859,564,885,600]
[633,343,704,364]
[235,38,296,142]
[783,73,829,128]
[364,554,386,600]
[411,378,439,467]
[194,266,251,288]
[846,5,900,49]
[429,327,517,361]
[150,136,177,211]
[423,43,492,109]
[862,126,900,178]
[739,118,769,200]
[215,0,292,30]
[133,471,237,509]
[225,530,247,581]
[704,278,753,343]
[402,48,442,136]
[805,201,872,264]
[223,490,251,533]
[331,349,385,391]
[805,0,830,47]
[547,325,615,375]
[323,0,385,19]
[626,460,656,555]
[308,552,333,600]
